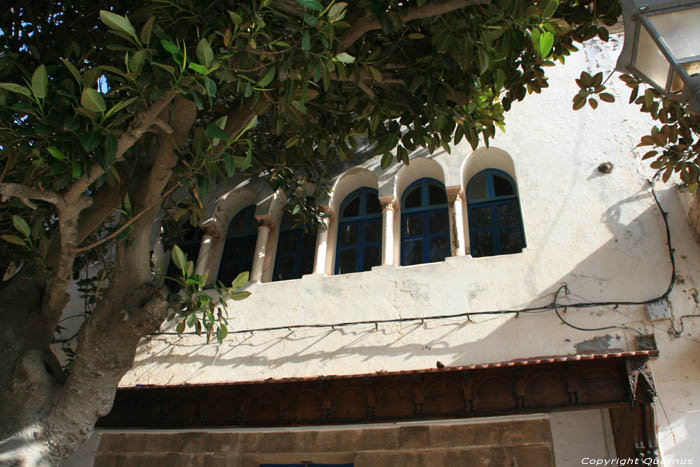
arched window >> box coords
[335,188,382,274]
[218,205,257,284]
[400,178,451,265]
[273,213,316,281]
[166,224,203,290]
[466,169,525,257]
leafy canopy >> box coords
[0,0,619,337]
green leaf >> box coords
[495,69,505,92]
[81,88,106,113]
[380,152,393,169]
[176,320,186,334]
[540,0,559,17]
[129,49,148,74]
[196,38,214,68]
[478,49,490,74]
[61,59,82,86]
[334,52,355,64]
[257,66,276,87]
[224,153,236,177]
[1,234,25,246]
[47,146,67,161]
[105,96,138,119]
[205,123,230,141]
[328,2,347,20]
[368,66,382,82]
[304,13,319,27]
[231,271,249,289]
[231,291,251,301]
[140,16,155,45]
[186,313,197,328]
[539,31,554,58]
[301,31,311,51]
[204,77,217,97]
[31,65,48,99]
[161,39,182,61]
[0,83,32,97]
[13,216,31,238]
[408,33,426,39]
[102,133,117,169]
[216,324,228,344]
[188,63,210,75]
[228,11,243,26]
[171,244,187,272]
[296,0,323,11]
[72,162,82,179]
[100,10,137,38]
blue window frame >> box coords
[466,169,525,257]
[273,212,316,281]
[335,187,382,274]
[400,178,451,266]
[166,225,203,291]
[218,205,257,284]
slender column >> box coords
[381,199,398,265]
[314,209,333,274]
[250,217,273,282]
[450,191,467,256]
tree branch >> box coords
[339,0,490,51]
[73,182,181,253]
[0,182,65,209]
[64,90,179,206]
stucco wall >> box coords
[119,37,700,463]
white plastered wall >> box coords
[119,37,700,463]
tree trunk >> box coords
[0,281,169,467]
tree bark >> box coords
[0,97,197,467]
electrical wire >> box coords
[150,172,678,338]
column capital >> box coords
[380,198,398,212]
[446,187,464,204]
[319,205,335,221]
[256,216,275,230]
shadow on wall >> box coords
[133,187,692,373]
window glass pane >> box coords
[402,239,423,265]
[429,237,450,262]
[342,196,360,218]
[339,223,358,245]
[365,220,381,243]
[227,206,256,236]
[471,207,491,228]
[404,185,422,208]
[301,252,315,275]
[280,213,296,229]
[429,210,449,234]
[303,231,317,251]
[275,257,296,281]
[278,230,298,254]
[363,246,380,271]
[497,202,518,226]
[365,193,381,214]
[404,215,422,237]
[467,173,488,201]
[428,184,447,205]
[500,229,523,254]
[493,174,514,197]
[338,249,357,274]
[472,231,494,257]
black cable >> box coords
[149,172,677,338]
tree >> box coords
[0,0,626,465]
